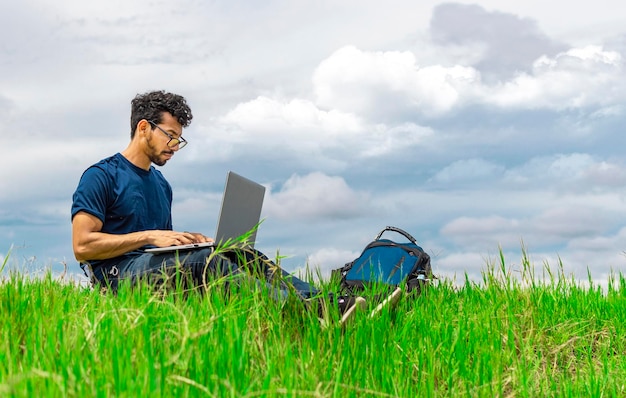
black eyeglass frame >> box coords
[148,120,188,149]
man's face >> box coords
[145,112,184,166]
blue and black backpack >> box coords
[333,226,433,295]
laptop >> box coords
[145,171,266,253]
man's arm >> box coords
[72,211,211,262]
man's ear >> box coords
[137,119,151,137]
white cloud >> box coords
[441,203,614,251]
[359,122,433,158]
[503,153,595,185]
[309,43,625,121]
[502,153,626,192]
[263,172,371,221]
[171,191,222,233]
[302,247,362,280]
[483,46,624,109]
[219,96,363,140]
[580,161,626,188]
[431,158,505,184]
[435,251,491,284]
[565,226,626,253]
[427,154,626,193]
[208,95,432,165]
[312,45,479,118]
[441,215,524,249]
[1,139,117,202]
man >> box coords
[71,90,362,318]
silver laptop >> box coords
[145,171,266,253]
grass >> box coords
[0,247,625,397]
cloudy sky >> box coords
[2,0,626,286]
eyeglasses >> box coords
[148,121,188,149]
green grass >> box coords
[1,249,625,397]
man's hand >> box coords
[150,230,213,247]
[186,232,213,244]
[72,211,214,262]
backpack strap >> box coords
[375,226,418,245]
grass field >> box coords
[0,249,625,397]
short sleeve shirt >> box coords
[71,153,173,268]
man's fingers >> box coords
[180,232,196,243]
[181,231,213,243]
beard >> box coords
[149,152,169,167]
[146,135,173,166]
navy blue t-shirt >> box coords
[71,153,173,268]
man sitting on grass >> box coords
[71,90,363,321]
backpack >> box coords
[332,226,432,295]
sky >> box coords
[1,0,626,286]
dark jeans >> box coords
[88,247,319,300]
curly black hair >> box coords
[130,90,193,138]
